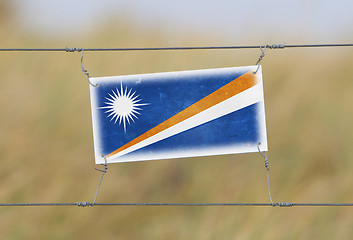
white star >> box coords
[99,82,149,133]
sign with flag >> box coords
[89,66,267,164]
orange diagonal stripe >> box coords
[107,70,256,157]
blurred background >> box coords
[1,0,353,239]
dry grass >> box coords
[1,15,353,240]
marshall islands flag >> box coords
[89,66,268,164]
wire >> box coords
[257,143,273,205]
[0,203,78,206]
[94,203,353,207]
[0,43,353,52]
[0,202,353,207]
[92,156,108,205]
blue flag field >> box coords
[89,66,267,164]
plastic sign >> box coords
[89,66,267,164]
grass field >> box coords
[1,12,353,239]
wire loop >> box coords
[253,46,267,74]
[257,142,274,206]
[92,155,109,206]
[80,49,98,87]
[253,43,285,74]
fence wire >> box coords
[1,202,353,207]
[0,43,352,52]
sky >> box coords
[10,0,353,43]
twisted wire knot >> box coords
[264,158,269,169]
[80,49,98,87]
[76,202,93,207]
[266,44,286,49]
[253,43,286,74]
[65,47,82,52]
[273,202,294,207]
